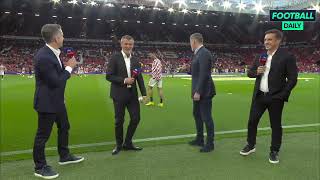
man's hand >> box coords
[142,96,148,104]
[65,57,77,68]
[124,77,135,85]
[181,63,190,70]
[257,66,266,75]
[193,92,200,101]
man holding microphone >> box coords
[106,35,147,155]
[33,24,84,179]
[240,29,298,164]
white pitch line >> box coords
[1,123,319,157]
[181,77,315,81]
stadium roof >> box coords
[106,0,319,14]
[1,0,319,15]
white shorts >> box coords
[148,78,163,88]
[0,72,4,75]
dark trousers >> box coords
[33,108,70,170]
[113,96,140,147]
[193,98,215,145]
[247,91,285,152]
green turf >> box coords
[0,74,319,161]
[1,132,319,180]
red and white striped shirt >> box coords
[151,58,162,80]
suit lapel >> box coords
[119,53,129,77]
[269,49,281,73]
[61,60,65,69]
[195,46,204,56]
[130,56,135,71]
[193,46,205,63]
[44,46,63,70]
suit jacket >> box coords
[248,49,298,102]
[106,52,146,101]
[191,46,216,99]
[33,46,70,113]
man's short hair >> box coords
[190,33,203,43]
[121,35,134,42]
[41,24,62,43]
[265,29,283,40]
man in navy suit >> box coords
[188,33,216,153]
[33,24,84,179]
[240,29,298,164]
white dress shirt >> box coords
[260,50,276,92]
[121,50,131,77]
[46,44,72,73]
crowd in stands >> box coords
[0,41,319,75]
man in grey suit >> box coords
[188,33,216,152]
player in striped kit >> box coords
[145,53,164,107]
[0,64,6,80]
[21,67,26,77]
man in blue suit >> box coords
[188,33,216,152]
[33,24,84,179]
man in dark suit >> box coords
[106,35,147,155]
[240,29,298,164]
[33,24,84,179]
[188,33,216,153]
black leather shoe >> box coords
[122,144,143,151]
[200,144,214,153]
[112,146,122,155]
[59,154,84,165]
[188,139,204,147]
